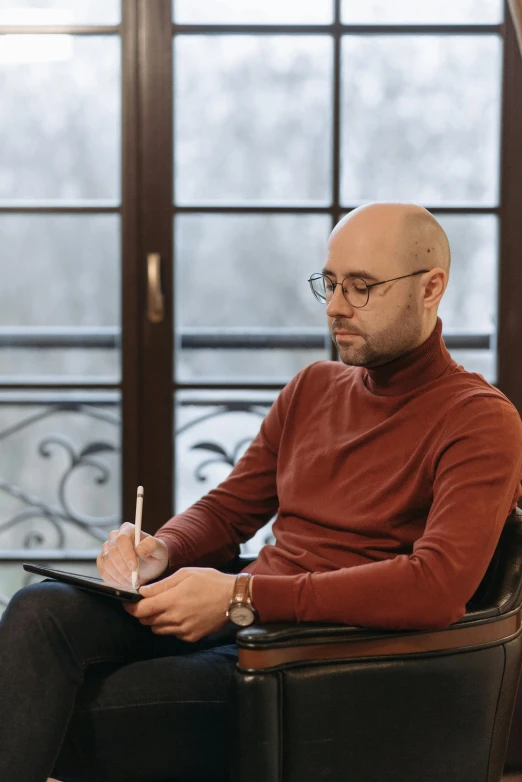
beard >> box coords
[331,302,425,368]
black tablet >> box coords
[22,563,143,603]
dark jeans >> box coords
[0,579,240,782]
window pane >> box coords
[175,214,331,380]
[437,215,497,331]
[0,1,121,25]
[177,348,331,382]
[174,36,332,203]
[175,390,275,556]
[444,348,494,382]
[174,0,333,24]
[0,391,121,614]
[0,35,121,200]
[342,0,503,24]
[437,214,497,382]
[0,214,120,378]
[341,36,501,206]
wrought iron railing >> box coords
[0,394,272,605]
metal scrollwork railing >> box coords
[0,398,272,606]
[178,400,267,482]
[191,437,256,482]
[0,403,120,547]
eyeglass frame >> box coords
[308,269,430,309]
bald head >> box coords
[402,208,451,279]
[330,202,450,283]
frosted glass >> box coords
[175,214,331,379]
[342,0,502,24]
[174,0,332,24]
[0,36,121,200]
[0,215,120,377]
[341,36,501,205]
[175,36,332,203]
[0,1,120,25]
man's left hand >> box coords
[123,567,236,642]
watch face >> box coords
[229,603,255,626]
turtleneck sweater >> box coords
[155,317,522,631]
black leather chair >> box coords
[226,507,522,782]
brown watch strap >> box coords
[247,573,254,603]
[231,573,252,605]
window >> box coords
[1,0,521,608]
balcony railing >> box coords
[0,326,493,351]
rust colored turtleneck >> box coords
[155,317,522,630]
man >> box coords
[1,202,520,782]
[117,201,522,634]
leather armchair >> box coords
[226,507,522,782]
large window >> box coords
[0,0,521,610]
[170,0,516,547]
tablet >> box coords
[22,563,143,603]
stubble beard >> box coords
[333,303,424,368]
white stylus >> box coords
[132,486,144,589]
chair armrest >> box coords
[235,509,522,671]
[235,610,522,672]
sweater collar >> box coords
[362,317,454,397]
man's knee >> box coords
[3,580,87,630]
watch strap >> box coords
[231,572,252,606]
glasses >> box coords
[308,270,429,309]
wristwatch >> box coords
[226,572,257,627]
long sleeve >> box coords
[153,368,306,572]
[251,396,522,630]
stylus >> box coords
[132,486,144,589]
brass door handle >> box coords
[147,253,165,323]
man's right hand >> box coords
[96,522,169,588]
